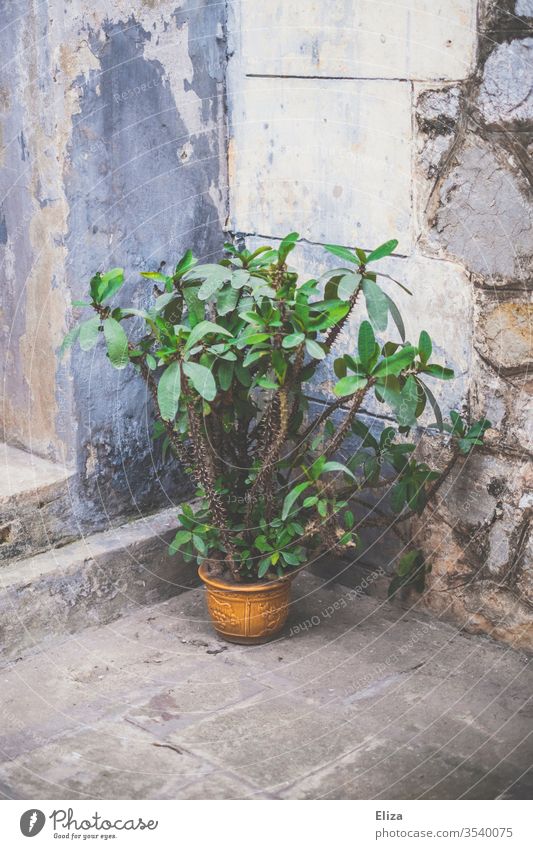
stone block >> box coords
[414,83,462,233]
[231,0,477,80]
[0,507,197,663]
[429,136,533,281]
[516,0,533,15]
[478,38,533,124]
[229,76,413,250]
[476,297,533,373]
[470,354,532,454]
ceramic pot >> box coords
[198,563,291,644]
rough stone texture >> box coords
[476,296,533,373]
[430,138,533,281]
[516,0,533,15]
[1,574,531,800]
[231,0,478,80]
[0,506,197,663]
[470,356,532,454]
[411,0,533,648]
[0,443,78,564]
[0,0,227,535]
[478,38,533,124]
[412,450,532,649]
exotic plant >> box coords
[62,234,489,592]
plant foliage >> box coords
[63,236,490,589]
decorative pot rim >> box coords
[198,562,292,593]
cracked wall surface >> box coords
[1,1,228,533]
[227,0,532,648]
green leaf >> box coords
[103,318,129,369]
[422,364,455,380]
[305,339,325,360]
[79,317,102,351]
[236,332,271,348]
[361,277,389,332]
[243,349,268,367]
[175,249,197,277]
[338,271,361,301]
[59,325,81,357]
[333,374,367,397]
[258,558,270,579]
[216,285,240,316]
[256,376,279,389]
[282,332,305,349]
[375,375,402,410]
[230,269,251,289]
[89,273,103,303]
[324,244,359,264]
[278,232,299,263]
[418,378,443,431]
[184,320,232,353]
[183,361,216,402]
[157,361,181,421]
[218,360,234,391]
[281,550,300,566]
[449,410,465,436]
[334,357,347,378]
[190,265,232,300]
[366,239,398,264]
[358,320,376,369]
[282,481,311,520]
[418,330,432,365]
[372,345,417,378]
[397,376,419,427]
[321,461,357,481]
[390,482,406,513]
[141,271,169,283]
[71,300,92,308]
[183,285,204,327]
[169,530,192,553]
[99,268,125,302]
[383,294,406,342]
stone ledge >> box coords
[0,507,197,664]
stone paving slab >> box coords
[0,574,531,799]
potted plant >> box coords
[62,233,489,643]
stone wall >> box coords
[413,0,533,649]
[227,1,532,647]
[0,1,228,531]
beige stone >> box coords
[477,301,533,372]
[229,76,413,249]
[231,0,477,81]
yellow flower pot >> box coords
[198,563,292,644]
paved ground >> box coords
[0,574,532,799]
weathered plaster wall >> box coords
[227,0,533,647]
[1,1,228,530]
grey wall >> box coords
[1,1,228,531]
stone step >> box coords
[0,573,531,800]
[0,506,197,664]
[0,443,75,564]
